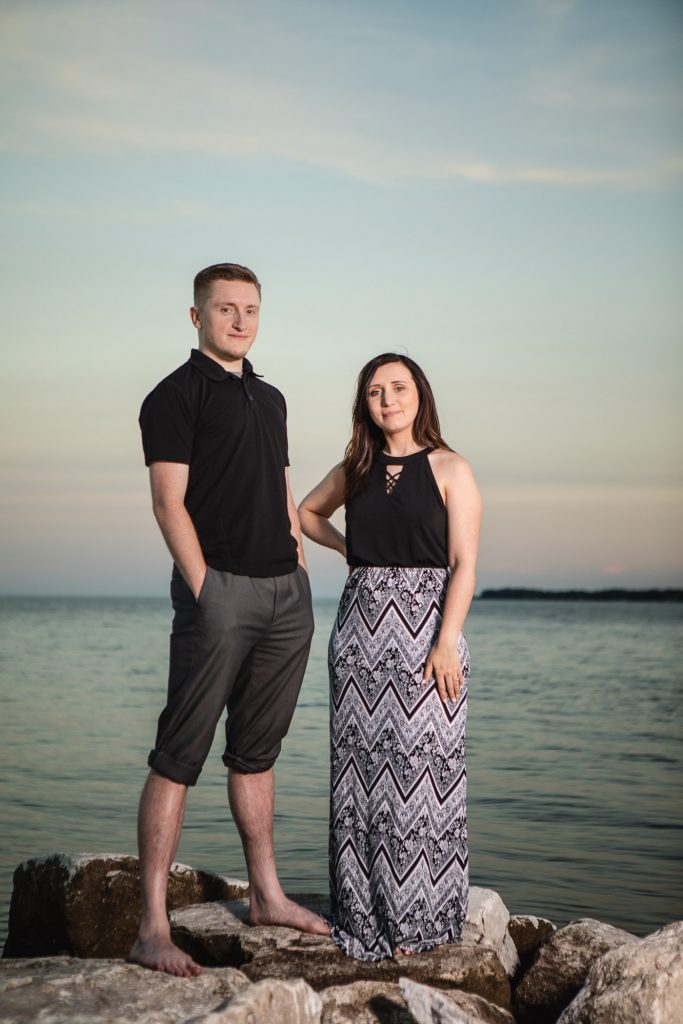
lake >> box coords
[1,596,681,948]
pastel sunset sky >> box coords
[1,0,681,595]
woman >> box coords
[298,352,482,961]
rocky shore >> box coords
[1,853,681,1023]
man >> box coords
[130,263,328,978]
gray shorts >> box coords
[148,564,314,786]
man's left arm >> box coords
[285,468,308,571]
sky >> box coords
[1,0,682,596]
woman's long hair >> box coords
[342,352,452,501]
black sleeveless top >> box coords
[346,447,448,568]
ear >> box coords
[189,305,201,328]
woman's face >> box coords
[366,361,420,437]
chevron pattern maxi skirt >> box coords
[328,566,470,961]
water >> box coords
[1,596,681,948]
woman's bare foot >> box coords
[394,946,414,957]
[249,895,331,936]
[128,933,202,977]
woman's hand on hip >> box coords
[422,640,463,703]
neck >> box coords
[382,430,423,457]
[199,343,245,373]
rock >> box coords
[171,893,331,966]
[400,976,517,1023]
[245,938,511,1010]
[557,919,683,1024]
[171,894,511,1008]
[513,918,639,1024]
[461,888,521,978]
[320,981,412,1023]
[0,956,249,1024]
[171,892,511,1009]
[184,977,322,1024]
[2,853,249,959]
[507,916,556,971]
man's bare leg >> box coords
[128,770,202,976]
[228,768,330,935]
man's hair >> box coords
[193,263,261,307]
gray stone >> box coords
[507,916,556,970]
[320,981,412,1023]
[171,892,511,1009]
[461,888,520,979]
[171,893,330,966]
[2,853,249,959]
[243,938,512,1010]
[184,976,322,1024]
[513,917,639,1024]
[400,977,517,1023]
[0,956,249,1024]
[557,919,683,1024]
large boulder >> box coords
[513,918,639,1024]
[171,893,330,966]
[557,919,683,1024]
[170,895,512,1009]
[461,888,521,978]
[400,976,516,1023]
[0,956,248,1024]
[320,981,411,1023]
[184,977,322,1024]
[2,853,249,959]
[507,916,556,973]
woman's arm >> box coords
[423,451,483,703]
[297,463,347,558]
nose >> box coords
[232,310,244,330]
[381,391,391,406]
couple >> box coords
[131,261,482,977]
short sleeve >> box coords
[139,380,194,466]
[281,394,290,468]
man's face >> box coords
[190,279,260,365]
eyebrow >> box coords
[214,301,260,308]
[367,379,408,389]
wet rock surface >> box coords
[2,853,249,960]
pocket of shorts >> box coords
[195,566,212,608]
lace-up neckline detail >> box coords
[378,447,432,496]
[384,465,403,494]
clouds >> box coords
[1,0,680,190]
[1,0,681,593]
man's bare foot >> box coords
[128,933,202,978]
[394,946,414,956]
[249,896,331,936]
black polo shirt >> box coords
[139,348,298,577]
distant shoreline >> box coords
[477,588,683,602]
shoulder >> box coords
[140,360,196,414]
[429,447,474,478]
[144,359,194,400]
[254,377,287,410]
[429,448,480,501]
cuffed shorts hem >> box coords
[222,751,278,774]
[148,748,201,787]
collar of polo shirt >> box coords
[190,348,263,381]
